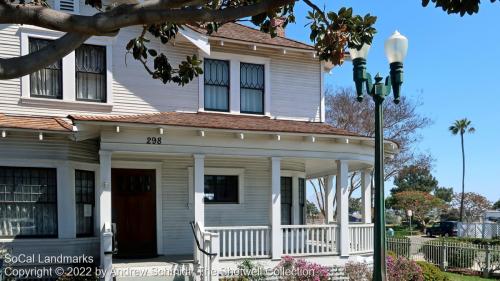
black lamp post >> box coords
[350,31,408,281]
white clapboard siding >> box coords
[0,23,321,121]
[0,133,99,163]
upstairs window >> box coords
[204,59,230,112]
[204,175,238,204]
[240,63,264,114]
[76,44,107,102]
[29,38,62,99]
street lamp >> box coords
[350,31,408,281]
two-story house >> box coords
[0,1,396,279]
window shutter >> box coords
[56,0,79,13]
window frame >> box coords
[75,44,107,103]
[203,58,230,112]
[28,38,63,100]
[281,176,293,225]
[199,51,271,116]
[240,62,265,115]
[204,175,239,204]
[20,27,113,110]
[188,167,245,207]
[75,170,96,238]
[0,166,58,238]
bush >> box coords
[387,255,424,281]
[416,261,450,281]
[275,256,330,281]
[220,259,265,281]
[344,261,372,281]
[420,240,477,269]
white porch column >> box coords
[325,175,335,224]
[292,176,300,225]
[271,157,282,260]
[57,163,76,238]
[193,154,205,227]
[98,150,112,281]
[361,169,372,224]
[336,160,349,257]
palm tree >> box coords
[449,118,475,222]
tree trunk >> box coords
[459,132,466,222]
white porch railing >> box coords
[348,223,374,254]
[192,222,219,281]
[281,224,339,256]
[205,226,271,260]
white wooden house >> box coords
[0,1,397,279]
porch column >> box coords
[336,160,349,257]
[292,176,300,225]
[193,154,205,227]
[325,175,335,223]
[98,150,112,281]
[361,169,372,224]
[271,157,282,260]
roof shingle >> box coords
[69,112,362,137]
[188,23,314,51]
[0,114,73,132]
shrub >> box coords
[416,261,450,281]
[220,259,265,281]
[344,261,372,281]
[387,255,424,281]
[275,256,330,281]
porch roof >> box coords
[0,113,73,132]
[68,112,363,137]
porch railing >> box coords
[205,226,271,260]
[191,221,219,281]
[281,224,339,256]
[348,223,374,254]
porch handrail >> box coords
[190,221,217,258]
[280,224,339,229]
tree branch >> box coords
[0,32,90,79]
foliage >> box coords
[416,261,450,281]
[421,240,477,269]
[421,0,498,16]
[228,259,266,281]
[442,273,491,281]
[275,256,330,281]
[493,199,500,210]
[387,255,424,281]
[434,187,454,203]
[392,165,438,194]
[305,200,320,216]
[344,261,372,281]
[451,192,491,222]
[388,191,444,227]
[349,197,361,213]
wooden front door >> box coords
[112,169,157,258]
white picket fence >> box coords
[458,222,500,239]
[349,224,374,254]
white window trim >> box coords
[188,167,245,207]
[19,26,113,111]
[198,51,271,116]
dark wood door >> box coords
[112,169,157,258]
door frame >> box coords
[111,161,163,255]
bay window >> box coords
[240,63,264,114]
[75,170,95,237]
[204,59,230,112]
[281,177,292,225]
[0,167,58,238]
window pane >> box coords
[76,44,106,102]
[240,63,264,114]
[299,178,305,224]
[204,175,238,203]
[75,170,95,237]
[281,177,292,225]
[0,167,57,237]
[204,59,229,111]
[29,38,62,99]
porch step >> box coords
[113,256,195,281]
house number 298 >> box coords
[146,137,162,144]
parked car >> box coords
[425,221,458,237]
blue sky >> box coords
[286,1,500,201]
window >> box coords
[0,167,57,237]
[29,38,62,99]
[281,177,292,225]
[240,63,264,114]
[76,44,107,102]
[204,175,238,203]
[299,178,305,224]
[204,59,230,112]
[75,170,95,237]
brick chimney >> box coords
[271,17,286,37]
